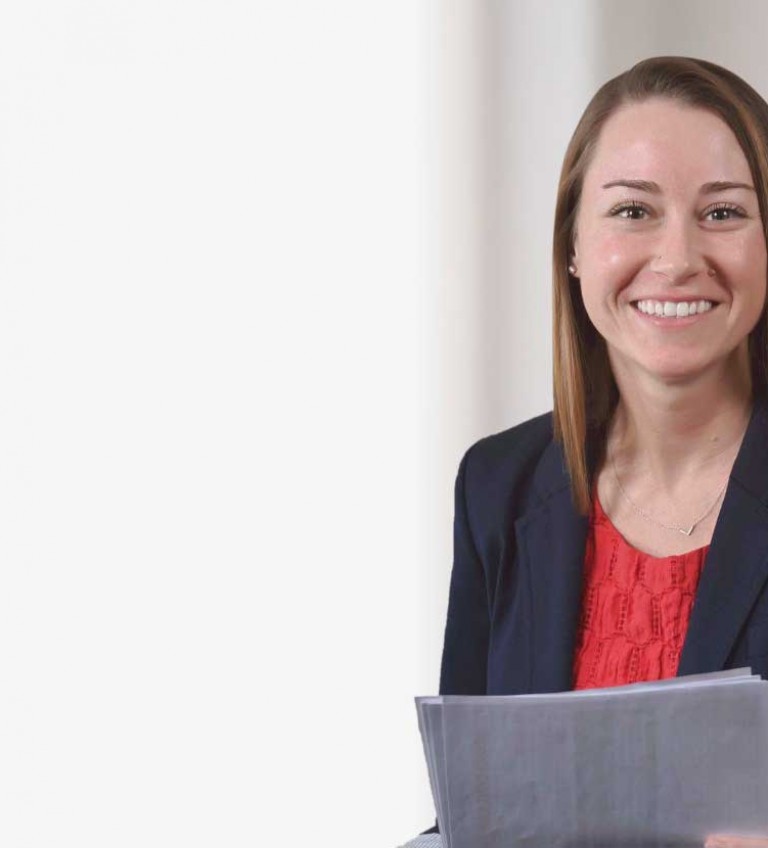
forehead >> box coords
[583,98,752,189]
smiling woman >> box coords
[572,100,766,416]
[424,56,768,846]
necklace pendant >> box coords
[679,525,695,537]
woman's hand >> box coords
[705,836,768,847]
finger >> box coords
[705,836,768,848]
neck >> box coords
[607,350,753,491]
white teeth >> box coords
[635,299,714,318]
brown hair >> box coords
[552,56,768,514]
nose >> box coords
[649,218,709,283]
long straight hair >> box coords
[552,56,768,514]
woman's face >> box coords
[573,97,767,387]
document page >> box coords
[416,671,768,848]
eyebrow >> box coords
[602,179,755,194]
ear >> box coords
[569,226,581,276]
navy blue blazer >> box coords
[439,395,768,697]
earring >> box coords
[568,264,578,276]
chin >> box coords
[639,356,726,385]
[609,341,746,387]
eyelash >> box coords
[608,200,747,222]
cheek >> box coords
[579,234,645,310]
[726,229,765,262]
[582,231,647,279]
[726,233,768,303]
[578,245,646,336]
[578,274,617,330]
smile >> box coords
[634,299,716,318]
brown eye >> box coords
[705,202,745,222]
[610,201,648,220]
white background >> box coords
[2,2,768,846]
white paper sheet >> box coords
[416,671,768,848]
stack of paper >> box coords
[417,670,768,848]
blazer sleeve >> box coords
[420,446,491,836]
[438,444,490,696]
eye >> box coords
[609,200,649,220]
[704,202,746,222]
[607,199,749,222]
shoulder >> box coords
[461,410,554,488]
[458,410,557,526]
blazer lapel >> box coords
[509,397,768,692]
[678,396,768,676]
[514,440,589,693]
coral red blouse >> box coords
[572,491,709,690]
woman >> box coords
[425,56,768,847]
